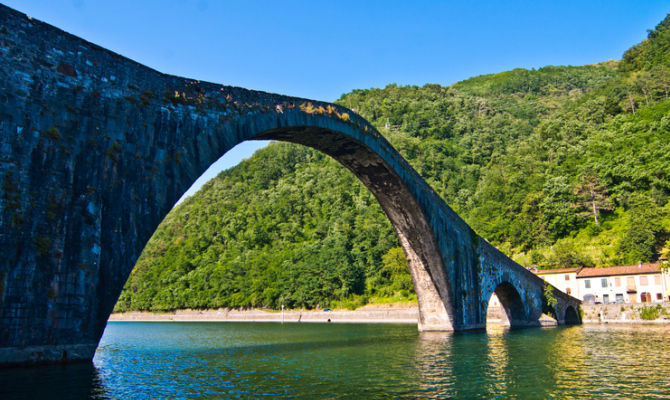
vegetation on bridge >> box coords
[115,14,670,313]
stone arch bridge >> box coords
[0,6,580,366]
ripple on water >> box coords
[2,322,670,399]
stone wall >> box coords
[582,303,670,323]
[109,307,420,324]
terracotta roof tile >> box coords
[577,263,661,278]
[535,267,582,275]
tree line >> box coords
[115,14,670,312]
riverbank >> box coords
[109,302,670,325]
[109,303,420,324]
[581,302,670,324]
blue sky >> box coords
[5,1,669,202]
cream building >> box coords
[534,267,582,299]
[533,262,670,304]
[577,263,669,304]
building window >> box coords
[616,294,624,303]
[565,274,570,281]
[615,277,621,287]
[566,288,571,295]
[657,293,663,300]
[641,292,651,303]
[601,278,608,288]
[655,275,661,285]
[640,276,648,285]
[585,280,591,289]
[603,294,609,304]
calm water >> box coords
[2,322,670,399]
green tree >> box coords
[547,240,594,269]
[540,176,577,238]
[619,194,665,263]
[572,173,612,225]
[381,247,412,293]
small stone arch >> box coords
[564,305,580,325]
[545,306,559,322]
[489,282,526,327]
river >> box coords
[2,322,669,399]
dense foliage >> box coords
[116,14,670,312]
[116,144,410,311]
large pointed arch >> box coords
[0,4,581,366]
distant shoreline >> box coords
[109,303,670,325]
[109,305,420,324]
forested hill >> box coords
[115,14,670,313]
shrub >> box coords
[299,102,315,114]
[543,282,558,308]
[639,304,662,320]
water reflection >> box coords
[414,331,455,398]
[580,324,670,399]
[412,324,670,399]
[545,326,588,399]
[486,326,511,397]
[3,323,670,399]
[0,361,109,400]
[94,322,423,399]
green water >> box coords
[2,322,669,399]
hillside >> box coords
[115,14,670,312]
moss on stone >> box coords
[34,236,52,258]
[104,141,122,161]
[140,90,154,106]
[42,126,61,140]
